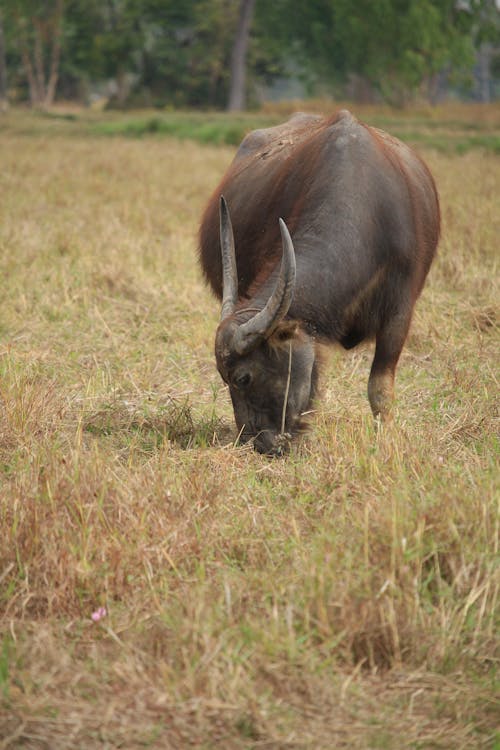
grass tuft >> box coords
[83,393,227,450]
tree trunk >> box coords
[0,13,8,112]
[227,0,255,112]
[17,1,64,109]
[33,21,46,102]
[45,0,64,107]
[477,43,492,103]
[20,43,41,106]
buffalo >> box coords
[199,110,440,455]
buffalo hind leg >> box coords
[368,307,413,421]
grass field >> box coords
[0,107,499,748]
[1,103,500,152]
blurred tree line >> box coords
[0,0,498,110]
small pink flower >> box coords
[91,606,107,623]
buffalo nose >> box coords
[254,431,290,457]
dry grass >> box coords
[261,98,500,123]
[0,109,498,748]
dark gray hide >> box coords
[199,110,440,455]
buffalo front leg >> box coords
[368,308,412,420]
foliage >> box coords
[1,0,498,107]
[3,0,64,106]
[258,0,482,104]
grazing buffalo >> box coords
[199,110,440,455]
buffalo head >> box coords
[215,197,316,456]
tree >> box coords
[102,0,239,109]
[228,0,256,110]
[256,0,483,105]
[472,0,500,102]
[0,12,8,111]
[90,0,150,106]
[2,0,497,108]
[5,0,64,108]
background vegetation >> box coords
[0,105,498,748]
[0,0,499,110]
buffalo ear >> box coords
[268,320,299,349]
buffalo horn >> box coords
[233,218,296,355]
[219,195,239,321]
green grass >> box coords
[0,106,498,748]
[92,115,500,152]
[387,129,500,154]
[91,114,256,145]
[1,103,499,152]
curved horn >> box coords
[219,195,239,321]
[234,218,296,355]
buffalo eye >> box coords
[233,372,252,389]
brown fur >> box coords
[198,110,440,452]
